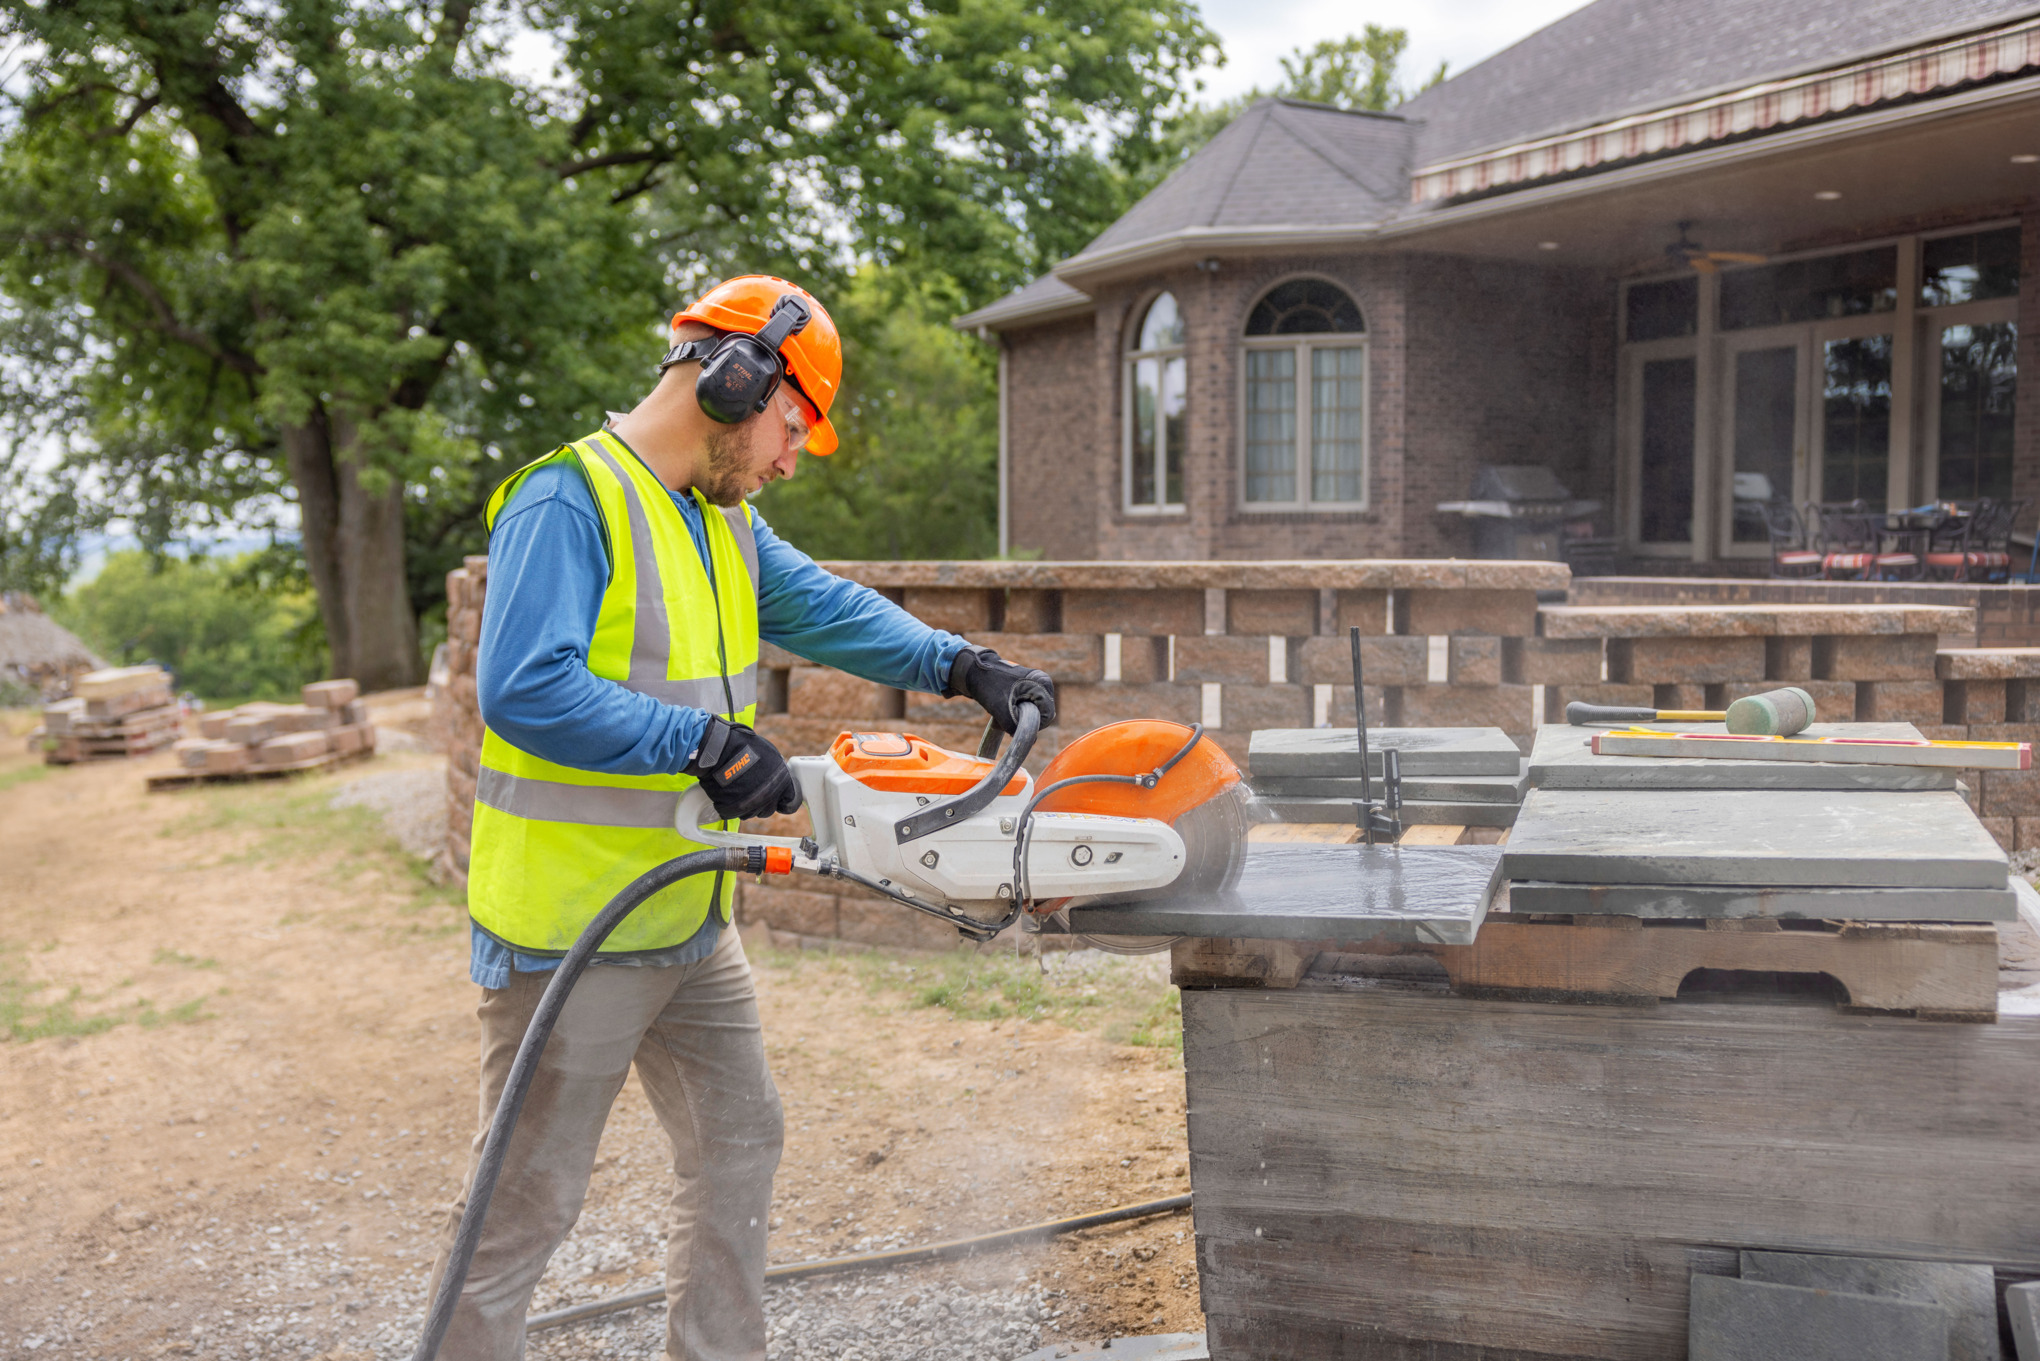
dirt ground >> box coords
[0,703,1201,1359]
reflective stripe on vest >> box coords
[466,432,762,956]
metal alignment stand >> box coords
[1350,625,1402,845]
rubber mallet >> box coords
[1564,686,1815,736]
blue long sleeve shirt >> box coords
[470,441,968,987]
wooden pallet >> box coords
[1174,912,2004,1019]
[45,726,183,764]
[145,748,372,791]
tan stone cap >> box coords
[815,559,1573,591]
[1539,602,1975,639]
[1937,647,2040,679]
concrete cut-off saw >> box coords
[412,701,1252,1360]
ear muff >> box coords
[679,294,813,426]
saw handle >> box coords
[674,786,807,852]
[894,701,1041,845]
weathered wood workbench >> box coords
[1172,903,2040,1359]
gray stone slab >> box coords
[1256,796,1518,828]
[1066,844,1499,944]
[1252,765,1530,803]
[1506,881,2017,922]
[1010,1334,1208,1361]
[1503,788,2009,890]
[2008,1281,2039,1361]
[1530,721,1961,791]
[1739,1252,1996,1361]
[1689,1274,1949,1361]
[1249,727,1523,778]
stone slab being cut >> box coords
[2008,1281,2039,1361]
[1506,881,2016,921]
[1503,788,2009,889]
[1689,1274,1948,1361]
[1066,843,1499,944]
[1248,727,1522,778]
[1256,796,1519,828]
[1740,1251,1995,1361]
[1529,721,1961,791]
[1251,765,1529,803]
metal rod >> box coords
[1349,626,1372,811]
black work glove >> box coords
[684,717,803,821]
[945,646,1057,734]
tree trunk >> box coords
[281,406,422,692]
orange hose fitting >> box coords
[763,846,794,875]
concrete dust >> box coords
[0,724,1200,1359]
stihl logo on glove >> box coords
[718,750,758,783]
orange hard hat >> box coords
[674,276,841,455]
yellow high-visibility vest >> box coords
[467,431,760,955]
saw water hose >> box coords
[411,844,764,1361]
[525,1192,1195,1334]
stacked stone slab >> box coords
[1245,726,1530,827]
[175,679,374,775]
[437,555,487,886]
[41,665,180,763]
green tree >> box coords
[57,551,326,701]
[0,0,1217,689]
[753,270,998,559]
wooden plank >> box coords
[1398,824,1469,846]
[1196,1208,1732,1360]
[1179,989,2040,1279]
[1248,822,1360,845]
[1430,918,1999,1017]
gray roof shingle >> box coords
[1401,0,2040,164]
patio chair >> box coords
[1925,499,2024,582]
[1761,501,1822,578]
[1811,500,1877,580]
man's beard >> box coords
[695,425,753,507]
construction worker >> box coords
[426,275,1056,1360]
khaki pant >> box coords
[425,927,783,1361]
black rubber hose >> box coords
[411,845,756,1361]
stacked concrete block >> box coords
[439,555,488,886]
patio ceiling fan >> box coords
[1665,221,1768,273]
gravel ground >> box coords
[329,762,449,860]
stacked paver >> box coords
[1245,726,1528,827]
[169,679,375,777]
[42,666,181,763]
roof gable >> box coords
[1402,0,2040,164]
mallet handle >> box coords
[1566,702,1725,726]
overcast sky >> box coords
[1191,0,1588,104]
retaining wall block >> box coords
[835,894,965,951]
[1981,817,2015,852]
[788,667,899,719]
[1765,636,1813,680]
[1001,589,1060,633]
[1056,682,1201,730]
[1323,685,1394,728]
[1227,589,1317,638]
[1606,636,1767,685]
[2016,818,2040,852]
[1446,636,1503,687]
[1814,634,1939,681]
[902,587,993,633]
[1062,588,1201,637]
[1118,635,1170,685]
[1399,683,1534,733]
[1979,767,2040,818]
[1398,588,1538,637]
[2007,678,2040,724]
[1654,684,1708,711]
[1502,636,1602,685]
[1219,684,1310,732]
[967,632,1104,683]
[1943,679,2007,726]
[1298,635,1428,687]
[1853,680,1944,724]
[905,693,984,724]
[1334,590,1391,635]
[1175,635,1272,685]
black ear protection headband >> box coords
[659,294,813,426]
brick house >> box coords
[958,0,2040,569]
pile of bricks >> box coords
[41,666,181,763]
[437,556,488,884]
[169,680,375,778]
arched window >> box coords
[1241,279,1368,508]
[1125,292,1186,512]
